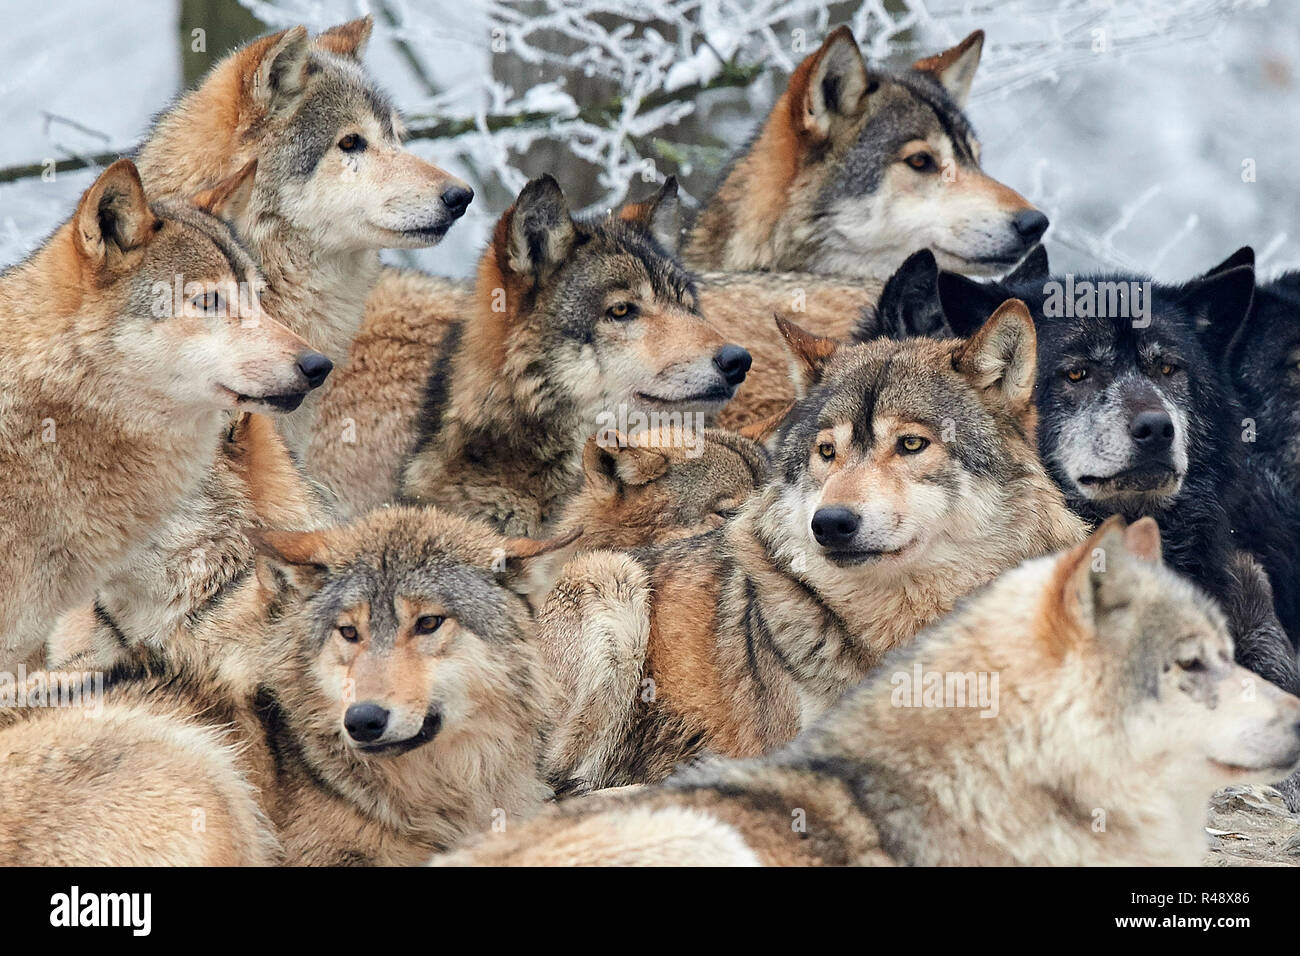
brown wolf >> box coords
[0,160,327,667]
[440,517,1300,866]
[685,27,1046,281]
[539,302,1085,790]
[398,176,751,536]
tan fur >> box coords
[442,519,1300,866]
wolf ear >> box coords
[582,434,670,492]
[496,528,582,596]
[245,25,311,116]
[738,404,791,445]
[500,175,576,286]
[1178,264,1256,359]
[859,249,950,342]
[316,15,373,60]
[193,158,257,227]
[1124,516,1163,565]
[788,26,870,142]
[953,299,1037,414]
[618,177,680,252]
[1198,246,1254,281]
[936,271,1012,338]
[1050,515,1150,643]
[912,30,983,107]
[252,528,333,597]
[74,159,157,269]
[774,313,841,396]
[1004,244,1050,286]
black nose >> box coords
[440,186,473,219]
[713,344,752,387]
[296,351,333,390]
[811,506,861,548]
[1013,209,1049,242]
[1130,409,1175,450]
[344,703,390,743]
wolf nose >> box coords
[440,185,474,219]
[1130,409,1175,450]
[811,506,861,548]
[296,351,333,390]
[1013,209,1049,243]
[344,703,390,743]
[713,345,752,387]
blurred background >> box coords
[1,0,1296,281]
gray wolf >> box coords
[438,517,1300,866]
[0,159,327,667]
[539,303,1084,791]
[684,26,1047,280]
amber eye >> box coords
[1065,367,1089,383]
[338,625,360,643]
[606,302,635,320]
[338,133,366,153]
[905,152,937,173]
[1159,362,1178,376]
[817,442,836,461]
[414,615,445,636]
[898,435,929,454]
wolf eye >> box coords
[905,152,937,173]
[338,624,360,643]
[414,615,445,635]
[190,291,224,314]
[817,442,836,461]
[606,302,637,320]
[1159,362,1178,376]
[897,435,929,454]
[1064,367,1089,383]
[338,133,366,153]
[1176,656,1206,673]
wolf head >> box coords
[559,425,768,548]
[685,27,1045,279]
[256,506,565,758]
[138,17,471,254]
[1041,518,1300,791]
[464,175,750,422]
[54,160,329,414]
[759,301,1039,582]
[868,254,1253,520]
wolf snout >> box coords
[296,351,334,390]
[1129,408,1175,452]
[811,506,860,548]
[440,185,474,219]
[344,702,389,743]
[1012,209,1049,244]
[713,344,752,387]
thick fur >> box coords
[861,256,1300,698]
[20,507,559,865]
[685,27,1044,280]
[0,161,323,667]
[399,176,749,536]
[541,306,1085,791]
[439,518,1300,866]
[136,17,471,456]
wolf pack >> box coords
[1,17,1298,867]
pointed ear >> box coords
[316,15,373,60]
[618,176,680,252]
[497,527,582,595]
[245,25,310,116]
[193,158,257,227]
[1178,264,1256,357]
[583,434,670,492]
[953,299,1037,412]
[739,404,791,444]
[251,528,332,596]
[862,249,949,341]
[788,26,869,143]
[1198,246,1254,281]
[74,159,157,269]
[936,271,1012,338]
[1124,516,1163,565]
[912,30,983,106]
[499,175,576,286]
[1046,515,1128,645]
[774,313,841,396]
[1004,244,1050,286]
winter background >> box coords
[1,0,1297,282]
